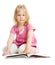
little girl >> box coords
[2,4,37,56]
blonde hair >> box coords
[14,4,29,26]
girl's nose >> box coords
[20,15,23,18]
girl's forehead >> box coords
[17,8,26,14]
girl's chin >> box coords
[19,21,24,23]
[18,22,24,24]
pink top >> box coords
[10,24,37,47]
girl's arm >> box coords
[2,33,15,56]
[23,30,33,54]
[6,33,15,50]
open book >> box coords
[6,53,50,58]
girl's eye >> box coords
[23,14,25,16]
[17,14,25,16]
[17,15,20,16]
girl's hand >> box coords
[22,49,30,54]
[2,48,11,56]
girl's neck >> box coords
[17,23,24,34]
[17,23,24,29]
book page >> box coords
[6,54,28,58]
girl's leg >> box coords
[2,44,18,56]
[17,44,37,54]
[10,44,18,54]
[17,44,26,54]
[30,47,37,54]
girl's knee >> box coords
[30,47,37,54]
[10,44,17,54]
[17,44,26,53]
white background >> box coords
[0,0,55,65]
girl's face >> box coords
[16,9,26,24]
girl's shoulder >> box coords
[10,24,18,33]
[11,24,18,29]
[26,23,33,27]
[26,23,36,31]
